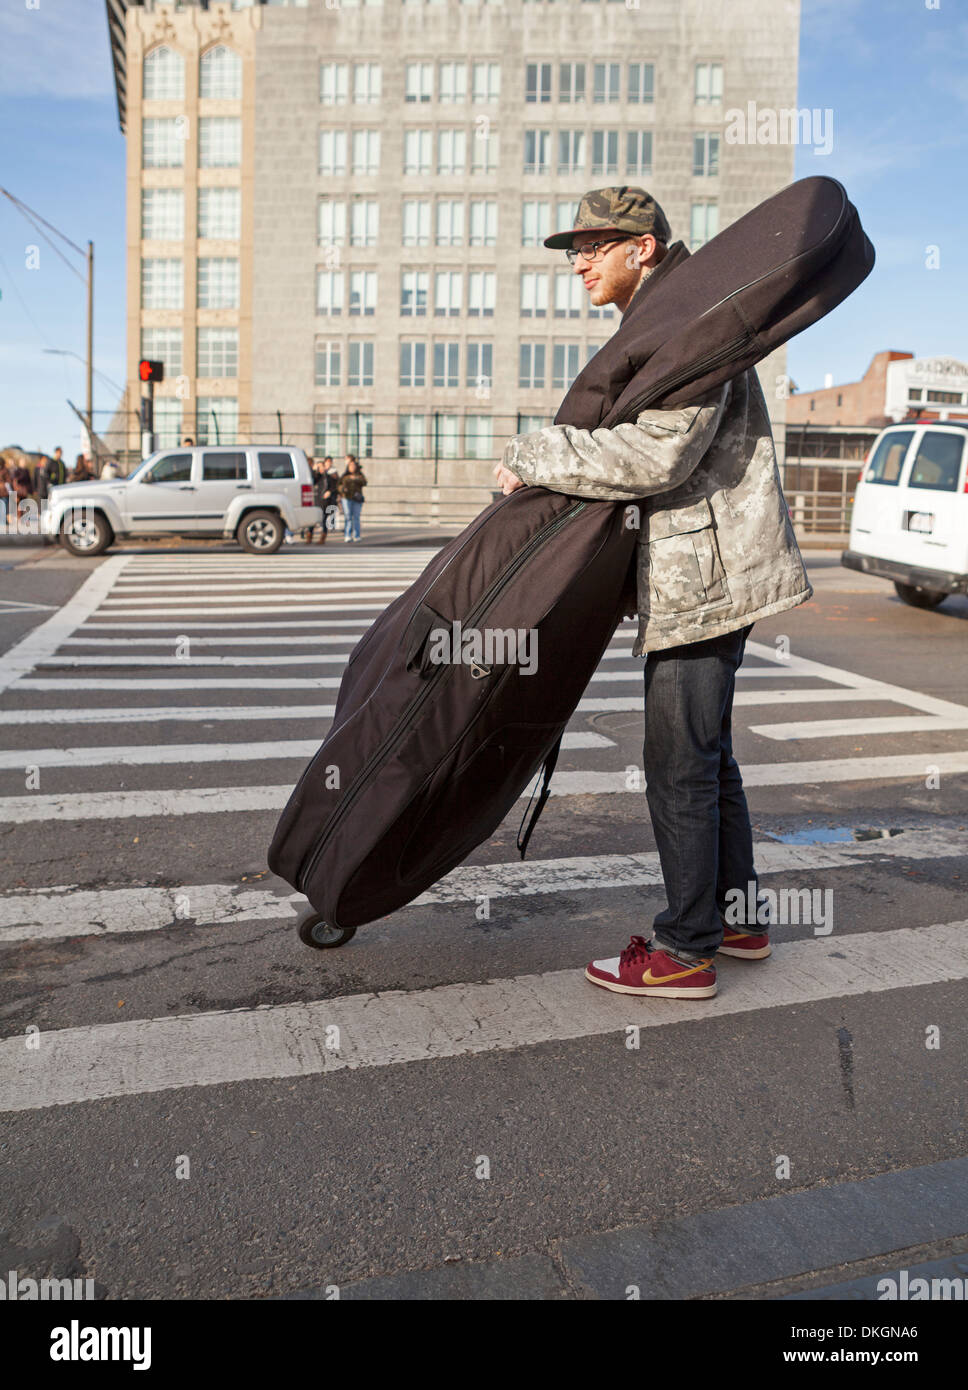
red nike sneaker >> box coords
[717,926,772,959]
[585,935,718,998]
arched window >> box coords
[143,45,185,101]
[200,46,242,101]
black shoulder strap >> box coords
[516,732,564,860]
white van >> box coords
[43,445,321,557]
[842,421,968,608]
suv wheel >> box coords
[893,581,947,610]
[60,510,113,557]
[237,509,284,554]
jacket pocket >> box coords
[642,497,731,615]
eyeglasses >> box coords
[564,236,629,266]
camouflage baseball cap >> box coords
[543,185,672,250]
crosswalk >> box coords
[2,545,968,1116]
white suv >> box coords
[43,445,322,556]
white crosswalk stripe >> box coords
[3,921,968,1112]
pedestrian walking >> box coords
[34,455,52,502]
[70,454,93,482]
[494,186,812,1001]
[337,454,366,543]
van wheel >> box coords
[894,582,947,610]
[237,510,284,554]
[60,511,113,557]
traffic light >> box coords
[139,359,164,382]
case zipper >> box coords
[297,498,587,893]
[612,332,752,424]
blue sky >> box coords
[0,0,965,454]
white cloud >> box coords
[0,0,114,100]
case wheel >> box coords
[295,902,356,949]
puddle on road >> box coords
[766,826,906,845]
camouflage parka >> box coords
[501,335,812,656]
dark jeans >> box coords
[642,623,757,959]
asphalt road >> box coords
[1,537,967,1301]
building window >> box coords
[142,118,184,168]
[314,413,342,459]
[434,270,462,316]
[153,398,183,450]
[689,202,719,250]
[520,271,549,317]
[434,414,461,460]
[320,62,349,104]
[554,272,582,317]
[318,199,347,246]
[467,270,495,316]
[349,270,377,316]
[526,62,552,103]
[401,270,429,316]
[809,399,815,411]
[347,341,374,387]
[694,62,723,104]
[591,130,619,176]
[628,62,654,104]
[199,117,241,168]
[143,45,184,100]
[399,341,427,387]
[472,61,501,103]
[559,62,585,102]
[197,327,238,378]
[587,299,616,321]
[523,129,551,174]
[353,62,382,104]
[195,397,238,446]
[470,128,498,173]
[402,199,430,246]
[404,129,432,174]
[319,130,348,175]
[558,130,585,175]
[200,45,242,100]
[198,187,240,240]
[469,199,497,246]
[437,129,466,174]
[466,341,493,391]
[398,413,426,458]
[593,62,620,103]
[346,412,373,458]
[908,389,923,402]
[405,62,433,103]
[198,257,239,309]
[316,269,345,315]
[436,199,465,246]
[553,342,581,390]
[315,340,341,387]
[693,132,720,176]
[141,258,183,310]
[141,327,183,378]
[351,130,381,175]
[142,188,184,240]
[519,342,546,388]
[439,62,467,103]
[926,389,964,404]
[626,130,653,176]
[556,201,579,237]
[837,393,843,406]
[464,415,493,459]
[350,200,379,247]
[521,200,550,247]
[433,341,460,388]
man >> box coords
[182,437,195,447]
[494,186,812,1001]
[48,447,67,487]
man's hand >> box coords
[493,461,526,495]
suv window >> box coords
[258,451,295,479]
[202,451,248,481]
[146,453,193,483]
[864,430,913,486]
[907,432,965,492]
